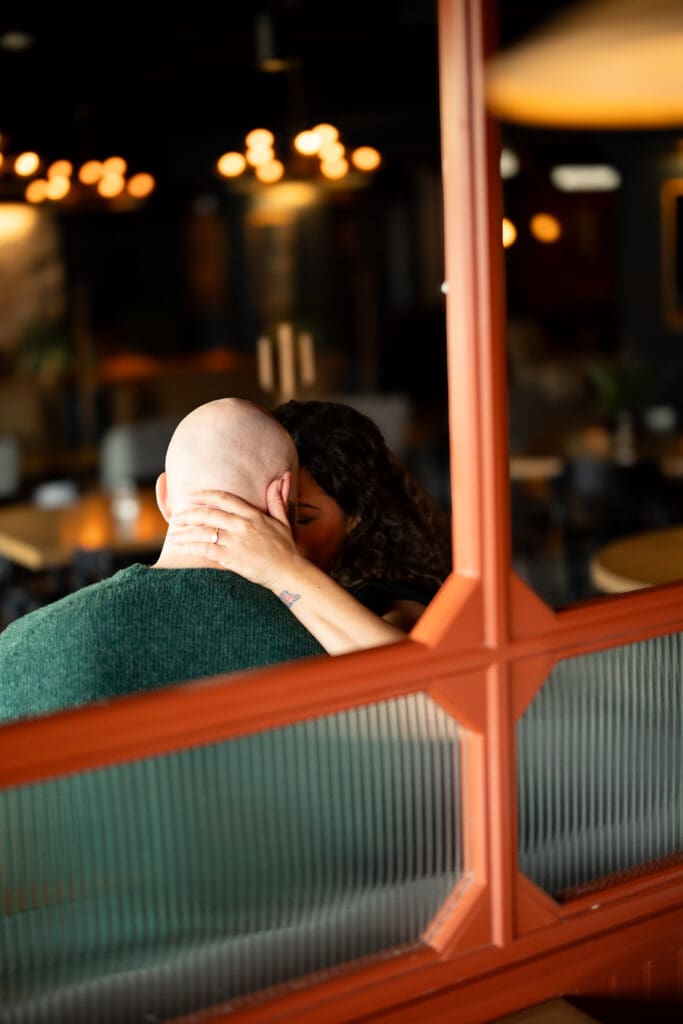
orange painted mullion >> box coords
[439,0,517,947]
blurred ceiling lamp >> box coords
[294,130,323,156]
[551,164,622,191]
[500,147,520,179]
[14,151,40,176]
[217,152,247,177]
[502,217,517,247]
[44,175,71,200]
[246,128,274,149]
[247,146,274,167]
[23,154,154,207]
[320,158,349,180]
[255,160,285,183]
[530,213,562,243]
[97,173,125,199]
[312,124,338,145]
[78,160,103,185]
[351,146,381,171]
[486,0,683,128]
[217,125,380,187]
[47,159,73,179]
[126,172,155,199]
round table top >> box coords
[590,524,683,594]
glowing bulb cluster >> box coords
[4,150,156,206]
[216,124,381,186]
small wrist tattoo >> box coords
[279,589,301,608]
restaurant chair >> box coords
[0,435,20,503]
[99,415,180,492]
[551,457,667,602]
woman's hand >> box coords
[167,481,302,592]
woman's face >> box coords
[294,468,353,569]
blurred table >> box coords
[0,489,165,572]
[589,524,683,594]
[509,455,565,482]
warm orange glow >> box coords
[0,153,3,170]
[102,155,127,176]
[312,123,338,145]
[246,146,274,167]
[485,0,683,128]
[320,158,349,180]
[530,212,562,243]
[245,128,274,149]
[351,146,381,171]
[47,159,73,179]
[217,152,247,177]
[14,151,40,176]
[78,160,103,185]
[255,159,285,183]
[294,130,322,155]
[502,217,517,247]
[45,175,71,200]
[97,173,125,198]
[25,179,47,204]
[319,141,345,163]
[126,172,155,198]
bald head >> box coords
[161,398,298,516]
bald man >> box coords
[0,399,325,723]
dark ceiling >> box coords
[0,2,579,191]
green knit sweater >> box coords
[0,565,325,723]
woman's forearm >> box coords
[270,555,407,655]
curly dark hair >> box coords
[273,400,452,591]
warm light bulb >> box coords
[127,172,155,198]
[102,156,127,176]
[294,130,322,155]
[502,217,517,248]
[78,160,103,185]
[97,173,125,198]
[320,158,349,180]
[25,179,47,204]
[530,212,561,243]
[256,160,285,183]
[45,175,71,200]
[245,128,274,149]
[47,159,73,179]
[217,152,247,177]
[500,147,520,179]
[319,141,345,163]
[14,151,40,176]
[246,146,274,167]
[312,123,338,144]
[351,146,381,171]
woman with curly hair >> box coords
[167,399,452,654]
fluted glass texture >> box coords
[518,633,683,896]
[1,694,462,1023]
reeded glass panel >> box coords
[1,694,463,1023]
[518,633,683,898]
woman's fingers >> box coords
[169,506,242,529]
[187,490,256,515]
[167,525,222,546]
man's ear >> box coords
[278,470,293,511]
[155,472,171,523]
